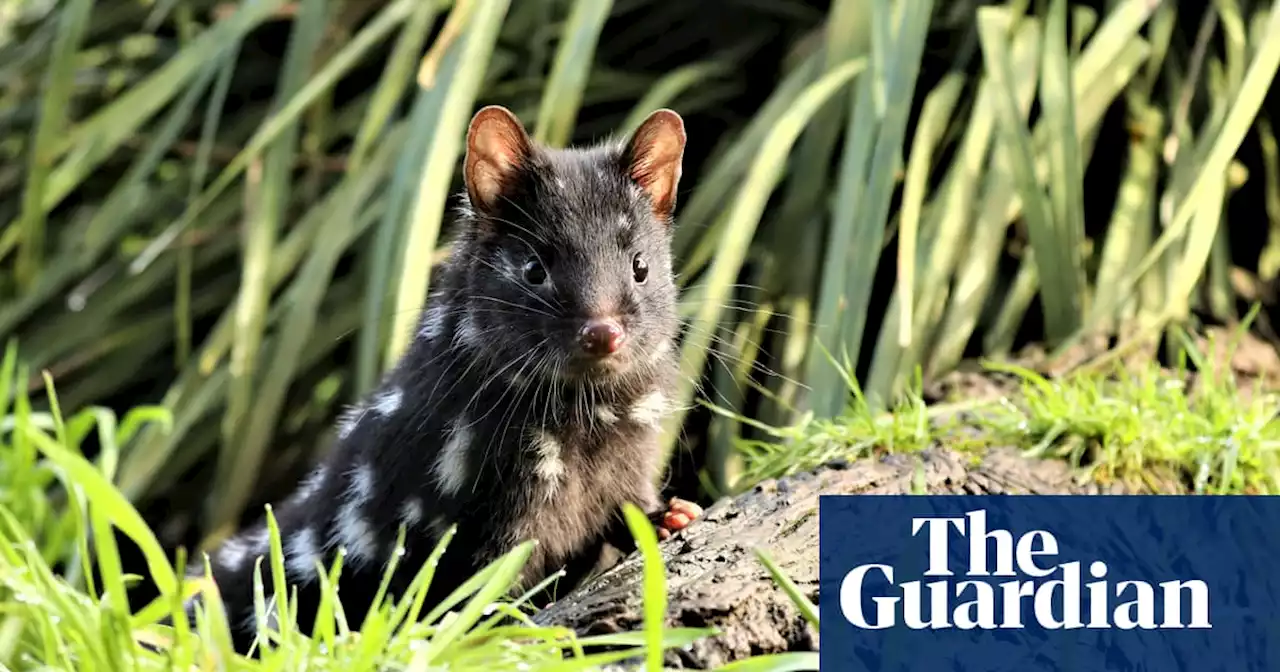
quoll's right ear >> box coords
[465,105,531,213]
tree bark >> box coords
[535,446,1174,669]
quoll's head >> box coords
[455,105,686,384]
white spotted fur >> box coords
[286,527,319,579]
[532,431,565,484]
[372,386,403,416]
[330,463,378,566]
[400,498,423,528]
[628,390,668,429]
[596,406,619,424]
[418,300,447,340]
[433,421,471,496]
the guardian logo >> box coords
[840,509,1212,631]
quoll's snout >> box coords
[579,319,626,357]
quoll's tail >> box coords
[169,461,402,654]
[182,521,283,652]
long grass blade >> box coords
[534,0,613,147]
[659,57,866,468]
[387,0,514,363]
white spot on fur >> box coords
[290,464,327,503]
[651,338,671,362]
[596,406,619,424]
[247,526,269,552]
[372,386,403,416]
[286,527,319,580]
[337,405,365,439]
[400,498,423,528]
[629,390,668,429]
[216,538,249,571]
[555,177,567,191]
[331,463,378,567]
[434,422,471,496]
[533,431,565,482]
[458,312,481,347]
[216,525,268,571]
[419,300,448,340]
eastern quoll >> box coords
[183,105,704,652]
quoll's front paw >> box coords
[657,497,703,541]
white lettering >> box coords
[836,507,1213,632]
[840,564,897,629]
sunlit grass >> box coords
[0,357,730,670]
[729,323,1280,497]
[3,0,1278,541]
[3,3,1280,667]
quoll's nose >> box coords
[579,319,626,357]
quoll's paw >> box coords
[657,497,703,541]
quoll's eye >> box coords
[522,258,548,285]
[632,254,649,284]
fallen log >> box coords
[535,445,1172,669]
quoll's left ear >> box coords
[625,109,686,220]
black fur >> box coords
[186,110,685,653]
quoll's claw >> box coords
[657,497,704,540]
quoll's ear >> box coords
[465,105,531,213]
[625,109,686,220]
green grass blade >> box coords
[127,0,416,276]
[19,424,177,596]
[622,502,665,672]
[534,0,613,147]
[976,7,1076,343]
[40,0,289,216]
[387,0,514,363]
[810,0,933,415]
[349,0,441,170]
[753,548,817,627]
[1089,104,1163,330]
[409,542,532,668]
[219,0,331,522]
[13,0,94,288]
[886,73,964,369]
[674,48,822,272]
[1038,0,1087,326]
[659,57,866,467]
[357,85,440,395]
[620,60,733,136]
[208,131,401,531]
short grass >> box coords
[730,324,1280,497]
[0,339,818,671]
[5,321,1279,668]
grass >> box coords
[5,318,1276,668]
[0,352,740,670]
[5,0,1280,666]
[726,320,1280,497]
[0,0,1277,537]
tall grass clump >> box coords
[1,0,1279,613]
[0,352,727,668]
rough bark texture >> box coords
[535,446,1175,669]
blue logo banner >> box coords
[819,495,1280,671]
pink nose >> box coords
[579,319,625,356]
